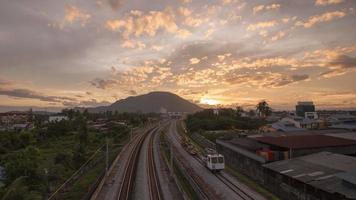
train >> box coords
[202,148,225,172]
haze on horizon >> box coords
[1,0,356,111]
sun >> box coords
[200,97,220,105]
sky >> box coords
[0,0,356,111]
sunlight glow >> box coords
[200,97,220,105]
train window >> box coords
[212,157,218,163]
[218,157,224,163]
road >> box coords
[166,120,266,200]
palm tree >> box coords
[256,100,272,118]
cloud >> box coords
[320,69,347,78]
[121,39,146,49]
[315,0,344,6]
[0,78,13,86]
[190,58,200,64]
[108,0,125,10]
[329,55,356,68]
[64,5,91,26]
[105,8,191,38]
[0,87,75,103]
[225,72,309,88]
[90,60,173,91]
[319,55,356,78]
[90,78,118,89]
[247,20,278,31]
[295,11,346,28]
[253,4,280,15]
[270,31,286,41]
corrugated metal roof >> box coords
[264,152,356,199]
[216,140,266,163]
[255,134,356,149]
[336,171,356,186]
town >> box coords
[0,95,355,200]
[1,0,356,199]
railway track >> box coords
[117,128,152,200]
[116,126,164,200]
[192,155,255,200]
[147,128,163,200]
[215,173,254,200]
[172,121,255,200]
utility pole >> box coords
[106,137,109,175]
[130,127,133,141]
[170,142,173,168]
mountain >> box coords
[87,91,202,113]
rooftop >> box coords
[255,134,356,149]
[264,152,356,199]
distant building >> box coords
[278,116,325,130]
[167,112,185,118]
[264,152,356,200]
[328,114,356,131]
[296,101,315,117]
[49,115,68,122]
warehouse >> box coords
[255,134,356,158]
[216,134,356,184]
[263,152,356,200]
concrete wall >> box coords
[216,141,265,183]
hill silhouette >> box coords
[87,91,201,113]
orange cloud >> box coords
[315,0,344,6]
[105,8,190,38]
[64,5,91,25]
[247,20,278,31]
[295,11,346,28]
[253,4,280,15]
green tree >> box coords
[256,100,272,118]
[2,146,41,183]
[1,176,41,200]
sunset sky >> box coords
[1,0,356,111]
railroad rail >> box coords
[215,173,254,200]
[173,121,256,200]
[147,129,163,200]
[117,128,153,200]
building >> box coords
[255,134,356,158]
[328,114,356,131]
[49,115,68,122]
[264,152,356,200]
[271,120,306,132]
[216,133,356,183]
[296,101,315,117]
[278,116,325,130]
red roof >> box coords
[255,134,356,149]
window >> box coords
[218,156,224,163]
[212,157,218,163]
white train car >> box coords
[204,154,225,172]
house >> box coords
[49,115,68,122]
[328,114,356,131]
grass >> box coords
[159,132,199,200]
[226,166,280,200]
